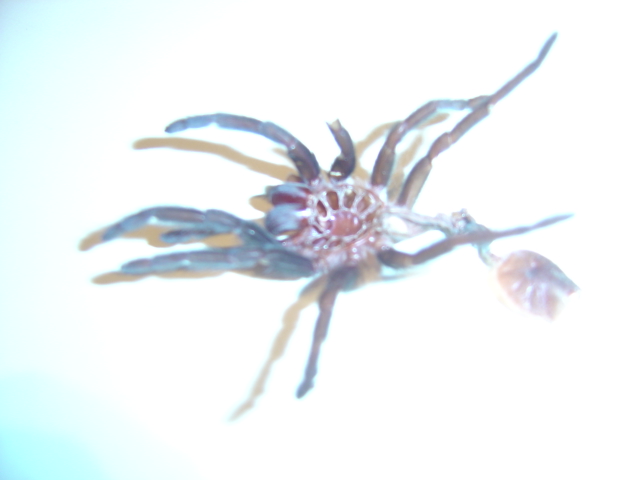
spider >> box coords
[99,33,578,398]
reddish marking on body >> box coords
[330,211,362,236]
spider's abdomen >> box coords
[266,180,388,271]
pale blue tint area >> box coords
[0,429,107,480]
[0,375,202,480]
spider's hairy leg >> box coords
[102,206,205,242]
[370,98,489,188]
[296,266,359,398]
[378,213,571,268]
[397,33,558,208]
[102,207,279,247]
[165,113,320,183]
[378,213,578,319]
[120,246,315,279]
[327,119,356,182]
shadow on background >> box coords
[133,137,295,182]
[230,276,326,420]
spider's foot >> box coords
[296,380,313,399]
[490,250,579,320]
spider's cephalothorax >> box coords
[98,34,578,398]
[267,178,390,272]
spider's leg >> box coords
[120,245,315,279]
[166,113,320,183]
[397,34,557,208]
[327,119,356,182]
[296,266,359,398]
[201,209,280,247]
[380,212,577,319]
[102,207,279,247]
[159,229,224,244]
[102,206,205,242]
[161,219,277,246]
[370,98,489,188]
[377,213,571,269]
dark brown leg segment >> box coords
[166,113,321,183]
[377,213,571,269]
[370,98,488,188]
[397,34,558,208]
[120,245,315,279]
[327,119,356,181]
[296,266,359,398]
[102,206,205,242]
[102,206,279,247]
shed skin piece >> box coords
[491,250,579,319]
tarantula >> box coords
[99,33,578,398]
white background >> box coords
[1,1,638,479]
